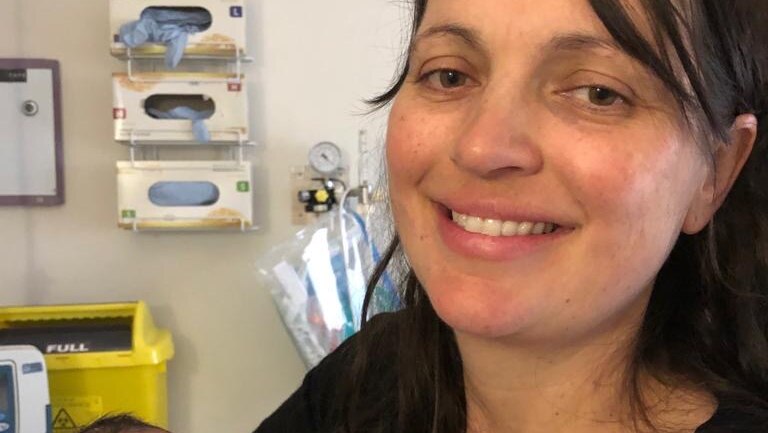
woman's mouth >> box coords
[434,202,572,261]
[450,210,559,237]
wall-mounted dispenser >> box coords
[112,72,248,145]
[117,160,254,231]
[110,0,247,61]
[110,0,255,233]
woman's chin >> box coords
[427,288,536,339]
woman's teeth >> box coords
[451,211,556,236]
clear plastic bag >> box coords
[256,207,399,367]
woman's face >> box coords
[386,0,712,342]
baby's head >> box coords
[78,414,168,433]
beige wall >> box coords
[0,1,403,432]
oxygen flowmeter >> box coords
[291,141,348,224]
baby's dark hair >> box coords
[78,414,166,433]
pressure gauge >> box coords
[308,141,343,175]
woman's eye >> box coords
[571,86,626,107]
[422,69,469,90]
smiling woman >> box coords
[254,1,768,433]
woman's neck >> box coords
[458,332,632,432]
[453,306,716,433]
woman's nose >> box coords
[450,95,544,178]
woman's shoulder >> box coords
[697,395,768,433]
[253,311,402,433]
[307,310,402,403]
[320,310,401,370]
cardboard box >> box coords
[110,0,246,58]
[112,72,248,144]
[117,160,254,230]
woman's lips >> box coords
[434,202,572,261]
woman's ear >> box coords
[682,114,758,234]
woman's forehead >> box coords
[419,0,607,33]
[416,0,656,52]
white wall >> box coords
[0,1,405,432]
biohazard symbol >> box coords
[53,408,77,429]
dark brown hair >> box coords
[340,1,768,432]
[78,414,166,433]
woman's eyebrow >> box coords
[545,32,625,56]
[411,25,625,59]
[411,23,489,56]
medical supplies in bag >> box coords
[256,208,399,367]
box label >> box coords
[0,69,26,82]
[51,396,103,433]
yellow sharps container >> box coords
[0,301,173,433]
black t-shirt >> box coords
[254,313,766,433]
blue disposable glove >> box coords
[119,8,212,68]
[147,106,214,143]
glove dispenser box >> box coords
[109,0,247,59]
[112,72,248,144]
[117,160,254,230]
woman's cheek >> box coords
[387,111,414,170]
[386,109,451,209]
[560,131,676,220]
[567,131,699,282]
[386,108,428,227]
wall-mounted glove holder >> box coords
[126,142,255,168]
[124,46,252,86]
[112,72,250,145]
[109,0,248,62]
[117,160,255,231]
